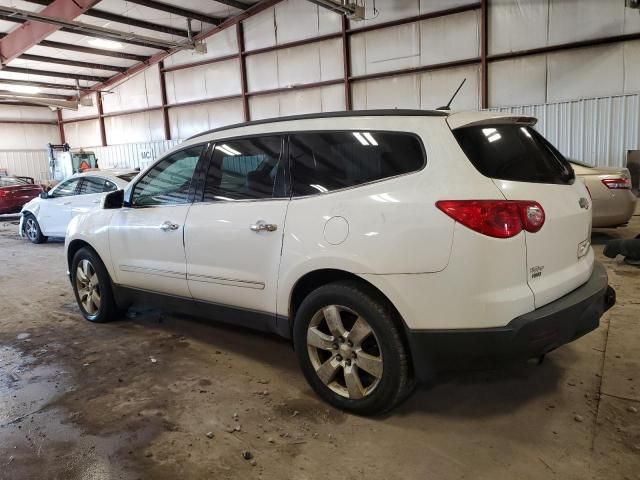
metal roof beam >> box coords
[0,77,79,91]
[22,0,196,37]
[122,0,224,25]
[0,6,197,51]
[1,66,109,83]
[0,0,101,64]
[213,0,252,10]
[19,53,128,72]
[39,40,149,62]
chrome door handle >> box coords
[63,201,72,205]
[250,221,277,232]
[160,221,179,231]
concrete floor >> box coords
[0,215,639,480]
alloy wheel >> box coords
[75,259,101,316]
[306,305,383,399]
[25,218,38,241]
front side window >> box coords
[78,177,117,195]
[203,136,285,201]
[289,131,425,196]
[132,145,204,207]
[50,178,81,198]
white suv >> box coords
[65,110,616,415]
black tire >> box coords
[293,280,414,416]
[23,213,47,244]
[71,247,120,323]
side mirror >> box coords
[39,191,49,199]
[103,189,125,209]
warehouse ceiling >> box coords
[0,0,262,108]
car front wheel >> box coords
[293,280,414,415]
[71,247,120,323]
[23,214,47,244]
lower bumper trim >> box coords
[407,262,615,381]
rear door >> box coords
[184,135,288,322]
[452,121,593,308]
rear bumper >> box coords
[407,262,615,381]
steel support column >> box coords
[480,0,488,109]
[158,61,171,141]
[96,93,107,147]
[236,23,250,122]
[341,15,352,110]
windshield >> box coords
[453,124,575,185]
[117,173,138,182]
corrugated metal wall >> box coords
[491,94,640,168]
[0,150,49,181]
[91,140,181,171]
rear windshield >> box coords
[453,124,574,185]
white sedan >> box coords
[20,169,138,244]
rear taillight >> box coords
[436,200,545,238]
[602,177,631,189]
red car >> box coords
[0,176,43,215]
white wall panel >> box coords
[102,65,162,114]
[352,75,420,110]
[489,55,546,107]
[352,64,479,111]
[0,105,57,122]
[491,95,640,168]
[274,0,341,44]
[351,11,478,77]
[489,0,548,55]
[249,84,345,120]
[61,93,99,120]
[419,11,479,65]
[63,119,101,148]
[243,6,277,51]
[625,4,640,34]
[163,27,238,69]
[358,0,419,28]
[419,64,480,110]
[104,110,165,145]
[246,38,343,92]
[624,41,640,94]
[350,23,420,76]
[243,0,342,51]
[0,124,59,150]
[165,59,241,104]
[547,44,624,103]
[549,0,625,46]
[168,99,244,140]
[92,140,181,171]
[0,150,49,181]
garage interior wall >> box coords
[4,0,640,178]
[0,105,59,181]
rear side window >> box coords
[203,136,286,201]
[453,125,574,185]
[78,177,117,195]
[289,131,425,196]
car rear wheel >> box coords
[23,214,47,244]
[71,247,120,323]
[293,280,414,415]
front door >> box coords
[38,177,81,236]
[108,144,207,297]
[184,136,288,321]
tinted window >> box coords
[203,136,285,201]
[453,125,574,185]
[78,177,117,195]
[50,178,81,197]
[289,131,425,196]
[132,145,204,206]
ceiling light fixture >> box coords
[88,38,124,50]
